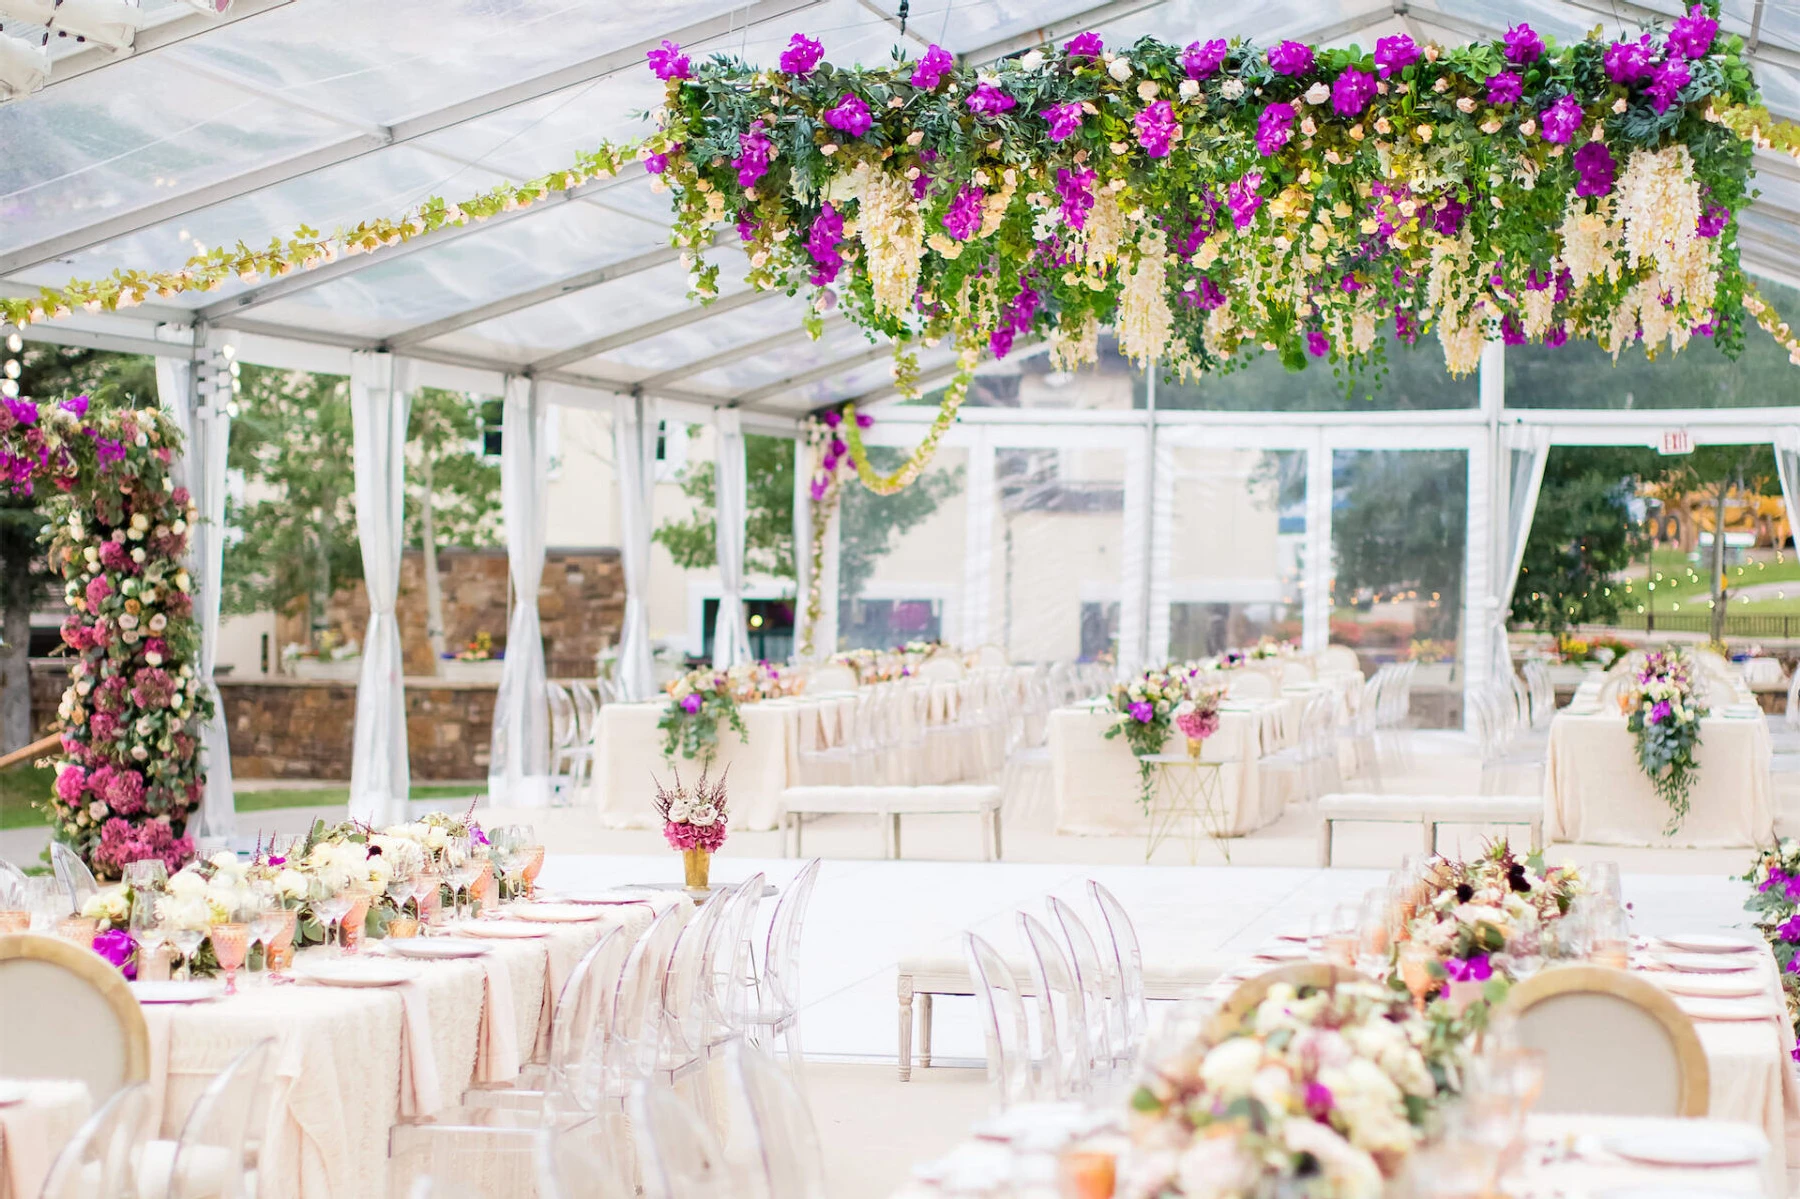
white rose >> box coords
[130,513,149,531]
[168,869,207,899]
[131,548,146,564]
[1304,82,1330,105]
[689,804,718,828]
[1221,78,1245,99]
[1198,1037,1264,1097]
[1178,79,1199,101]
[1019,49,1044,71]
[1136,79,1158,101]
[1108,57,1132,81]
[1175,1135,1255,1199]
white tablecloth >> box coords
[1545,709,1773,847]
[0,1079,90,1199]
[144,903,660,1199]
[1049,702,1284,838]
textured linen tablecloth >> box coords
[1544,709,1773,847]
[0,1079,91,1199]
[1516,1113,1769,1195]
[1049,703,1282,837]
[144,905,655,1199]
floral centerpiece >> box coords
[1739,838,1800,1048]
[655,768,729,889]
[1620,648,1706,833]
[658,660,789,764]
[1173,692,1224,758]
[1246,638,1297,662]
[1103,665,1228,809]
[1127,979,1466,1198]
[1405,842,1582,1002]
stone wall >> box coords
[220,678,497,781]
[295,547,624,677]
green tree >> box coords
[1653,445,1781,643]
[222,368,361,646]
[405,388,501,668]
[1510,447,1659,633]
[1332,450,1467,641]
[654,433,798,578]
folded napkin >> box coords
[393,980,444,1120]
[474,955,521,1085]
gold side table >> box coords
[1136,753,1234,864]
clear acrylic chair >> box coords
[725,1042,828,1199]
[0,854,28,908]
[1086,881,1146,1073]
[655,888,733,1121]
[703,874,766,1063]
[744,858,821,1085]
[626,1081,734,1199]
[136,1037,274,1199]
[609,903,694,1093]
[964,931,1035,1111]
[533,1113,635,1199]
[1045,896,1114,1086]
[1018,911,1091,1100]
[50,842,98,913]
[40,1080,154,1199]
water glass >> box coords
[123,860,168,893]
[1323,902,1360,968]
[209,921,249,995]
[1587,860,1623,907]
[169,927,205,980]
[24,876,65,931]
[130,892,169,981]
[1355,890,1391,976]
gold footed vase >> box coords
[682,848,711,890]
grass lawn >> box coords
[1609,549,1800,617]
[0,764,482,831]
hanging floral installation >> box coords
[0,399,211,878]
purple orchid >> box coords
[1539,94,1584,142]
[1065,31,1103,58]
[1226,173,1264,228]
[1573,140,1616,197]
[823,92,873,138]
[1603,35,1655,84]
[1374,34,1420,78]
[965,81,1016,116]
[1305,330,1330,357]
[1181,38,1228,80]
[1134,100,1177,157]
[1043,102,1085,142]
[1486,70,1523,106]
[1667,4,1718,59]
[910,44,953,89]
[942,185,984,241]
[1266,40,1314,76]
[680,693,704,715]
[1503,23,1543,64]
[1331,67,1376,117]
[1647,57,1691,114]
[779,33,824,76]
[733,123,775,189]
[1444,953,1493,982]
[646,40,691,81]
[1128,700,1154,723]
[1255,102,1295,156]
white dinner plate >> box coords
[1254,944,1312,962]
[1673,996,1782,1021]
[0,1081,30,1106]
[1597,1189,1761,1199]
[1603,1128,1765,1168]
[1651,972,1766,999]
[1657,933,1761,954]
[451,921,553,939]
[504,903,607,923]
[290,960,418,987]
[381,938,490,960]
[130,980,223,1004]
[1656,952,1758,973]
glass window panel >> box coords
[1167,448,1305,660]
[1157,329,1479,411]
[595,294,810,376]
[1331,449,1466,681]
[838,447,967,650]
[949,335,1141,411]
[1505,278,1800,409]
[991,445,1126,663]
[687,325,879,393]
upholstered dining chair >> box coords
[39,1081,156,1199]
[1499,966,1709,1117]
[1210,963,1373,1037]
[0,933,149,1103]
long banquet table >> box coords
[1544,674,1774,848]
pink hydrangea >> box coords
[84,576,112,610]
[98,541,131,571]
[103,768,146,816]
[89,712,120,742]
[130,667,177,710]
[55,766,87,805]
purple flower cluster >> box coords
[966,81,1016,116]
[1486,70,1523,106]
[1759,866,1800,901]
[1305,330,1330,358]
[1432,198,1468,236]
[942,185,984,241]
[1042,102,1085,142]
[805,203,845,285]
[1181,38,1228,80]
[1647,58,1691,113]
[736,211,757,242]
[1255,102,1295,156]
[990,281,1040,359]
[1444,953,1493,983]
[680,693,703,715]
[1054,167,1097,229]
[910,44,953,89]
[1225,173,1264,229]
[1501,314,1527,346]
[733,123,774,189]
[1190,276,1225,310]
[1539,94,1584,143]
[1667,4,1718,59]
[1697,203,1729,238]
[1134,100,1177,157]
[1065,31,1103,58]
[646,40,690,82]
[1266,40,1314,76]
[823,92,872,137]
[779,32,823,76]
[1648,698,1673,725]
[1128,700,1154,723]
[1573,140,1616,197]
[1604,35,1655,84]
[1331,67,1376,117]
[1373,33,1419,78]
[643,150,671,176]
[1503,22,1543,64]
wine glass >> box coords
[123,860,168,893]
[209,913,250,997]
[410,871,441,925]
[129,891,169,982]
[1355,889,1391,977]
[168,925,205,981]
[248,887,283,972]
[1587,860,1623,908]
[1502,924,1544,981]
[448,857,481,923]
[1398,943,1437,1011]
[309,876,352,952]
[1323,902,1360,969]
[485,827,521,900]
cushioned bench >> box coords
[780,785,1004,860]
[894,949,1227,1081]
[1317,792,1544,866]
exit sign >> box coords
[1659,429,1694,455]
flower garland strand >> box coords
[0,399,211,877]
[1620,648,1706,833]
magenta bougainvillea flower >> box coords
[1666,4,1718,59]
[822,92,872,137]
[733,123,774,189]
[1180,38,1228,80]
[1538,94,1584,142]
[1256,102,1296,156]
[778,33,823,76]
[646,41,690,81]
[1065,31,1103,58]
[1043,102,1084,142]
[1373,34,1419,78]
[1331,67,1376,117]
[1603,35,1655,84]
[1266,40,1314,75]
[965,81,1016,116]
[942,185,984,241]
[1305,331,1330,357]
[1573,141,1616,197]
[1503,23,1543,64]
[1647,58,1691,113]
[1134,101,1177,157]
[1485,70,1523,105]
[910,44,952,89]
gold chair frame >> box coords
[0,932,150,1094]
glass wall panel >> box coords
[1330,450,1467,664]
[949,335,1143,412]
[837,447,967,650]
[1506,278,1800,409]
[990,444,1126,663]
[1168,448,1305,659]
[1156,330,1479,411]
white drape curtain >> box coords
[489,376,551,808]
[790,434,814,660]
[1487,426,1550,684]
[613,393,658,701]
[711,410,753,669]
[1775,429,1800,555]
[155,350,235,840]
[1301,436,1334,656]
[348,351,415,826]
[960,432,995,650]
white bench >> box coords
[781,785,1003,860]
[1317,792,1544,866]
[895,949,1226,1081]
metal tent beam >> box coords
[960,0,1169,64]
[637,317,845,392]
[0,0,822,277]
[36,0,297,92]
[526,288,779,374]
[1563,0,1800,73]
[736,341,894,409]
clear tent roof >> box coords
[6,0,1800,420]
